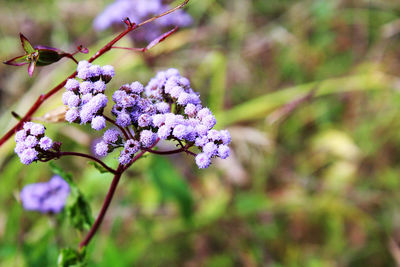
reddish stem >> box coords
[79,148,149,249]
[104,115,130,140]
[0,0,189,147]
[78,164,123,250]
[59,151,116,174]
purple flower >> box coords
[15,143,26,154]
[177,92,191,106]
[101,65,115,83]
[218,145,230,159]
[65,79,80,92]
[184,103,197,117]
[23,122,35,131]
[219,130,231,145]
[152,114,165,127]
[65,109,79,123]
[116,113,131,127]
[30,123,45,136]
[79,81,94,95]
[130,81,144,94]
[207,130,221,142]
[15,122,59,165]
[20,148,39,165]
[20,175,70,213]
[119,152,132,165]
[172,124,187,139]
[24,135,38,148]
[203,142,218,157]
[170,86,183,99]
[39,136,53,150]
[202,115,217,129]
[124,139,140,154]
[157,125,171,140]
[67,94,81,107]
[93,81,106,94]
[197,108,212,120]
[77,60,91,72]
[155,102,170,113]
[91,116,106,131]
[195,136,208,147]
[140,130,156,148]
[81,93,93,104]
[15,130,26,143]
[195,153,211,169]
[138,114,152,127]
[95,141,109,157]
[103,129,121,144]
[179,77,190,88]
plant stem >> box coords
[104,115,130,140]
[78,165,123,250]
[0,0,190,147]
[59,151,116,174]
[78,147,150,249]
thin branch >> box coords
[104,115,130,140]
[145,147,186,155]
[111,26,179,52]
[79,164,123,249]
[59,151,116,174]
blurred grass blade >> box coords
[216,71,396,127]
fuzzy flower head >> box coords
[15,122,57,165]
[86,67,231,169]
[63,62,114,130]
[20,175,70,213]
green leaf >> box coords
[147,157,194,222]
[50,163,93,231]
[65,188,93,231]
[19,33,35,54]
[88,162,111,174]
[58,247,87,267]
[50,162,73,183]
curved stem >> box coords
[104,115,130,140]
[146,147,185,155]
[79,165,123,249]
[59,151,116,174]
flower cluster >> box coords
[95,68,231,168]
[14,122,56,165]
[20,175,70,213]
[63,61,114,130]
[93,0,192,42]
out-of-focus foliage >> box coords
[1,0,400,266]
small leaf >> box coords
[58,247,87,267]
[146,27,178,51]
[20,33,35,54]
[50,163,93,230]
[88,161,110,174]
[65,190,93,231]
[3,54,28,66]
[50,162,73,183]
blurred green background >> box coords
[1,0,400,266]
